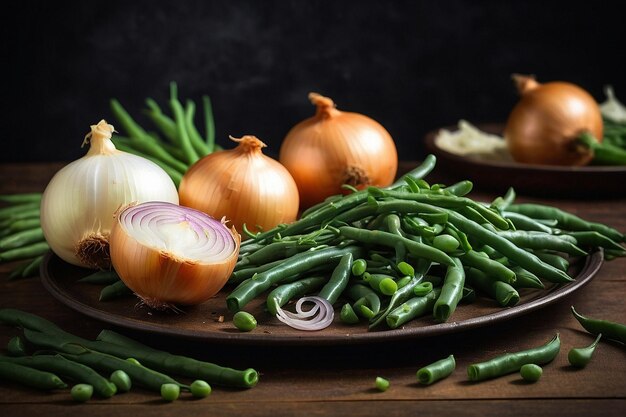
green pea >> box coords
[233,311,257,332]
[190,380,212,398]
[520,364,542,382]
[110,370,132,392]
[351,259,367,276]
[432,234,460,253]
[340,303,359,324]
[71,384,94,402]
[396,261,414,277]
[160,383,180,401]
[375,376,390,392]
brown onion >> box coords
[279,93,398,208]
[179,135,299,235]
[504,74,603,166]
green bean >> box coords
[21,255,43,278]
[490,187,516,212]
[416,354,456,385]
[111,137,185,185]
[169,83,199,164]
[77,270,121,285]
[0,208,40,228]
[459,250,516,285]
[532,250,570,272]
[374,376,390,391]
[229,259,284,284]
[466,267,519,307]
[496,230,587,257]
[202,95,216,151]
[110,99,150,141]
[413,281,433,296]
[237,240,316,268]
[0,354,117,397]
[144,98,179,143]
[4,218,41,235]
[433,258,465,322]
[228,246,363,312]
[319,253,353,304]
[340,303,360,324]
[467,334,560,381]
[70,383,93,402]
[96,330,149,350]
[0,202,40,219]
[346,284,381,317]
[509,266,545,290]
[233,311,257,332]
[0,227,45,250]
[503,211,554,234]
[0,193,42,204]
[339,227,454,267]
[568,333,602,368]
[507,203,624,243]
[191,379,212,397]
[386,288,441,329]
[390,155,437,188]
[99,280,132,302]
[519,364,542,382]
[0,309,258,388]
[461,286,476,303]
[571,306,626,344]
[562,231,625,254]
[265,276,328,316]
[110,369,132,392]
[184,100,210,156]
[442,180,473,197]
[7,336,27,356]
[0,361,66,390]
[396,276,412,288]
[363,272,397,296]
[0,242,49,262]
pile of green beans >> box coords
[0,308,258,400]
[229,156,625,330]
[577,118,626,165]
[0,83,220,277]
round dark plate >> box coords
[40,249,603,346]
[424,124,626,198]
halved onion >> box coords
[109,201,240,309]
[275,296,334,331]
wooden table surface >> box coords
[1,162,625,417]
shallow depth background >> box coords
[2,0,625,163]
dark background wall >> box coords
[2,0,625,163]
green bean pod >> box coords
[0,354,117,397]
[459,250,516,285]
[416,354,456,385]
[386,288,441,329]
[77,270,121,285]
[496,230,587,257]
[266,276,327,316]
[467,334,560,382]
[318,253,353,304]
[433,258,465,322]
[0,361,66,390]
[466,268,520,307]
[571,306,626,344]
[568,333,602,368]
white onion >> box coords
[40,120,179,269]
[275,296,335,331]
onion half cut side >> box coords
[109,201,241,309]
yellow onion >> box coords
[109,201,240,309]
[504,74,604,166]
[279,93,398,209]
[179,135,299,235]
[40,120,179,269]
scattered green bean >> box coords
[190,379,212,398]
[519,364,542,382]
[375,376,390,392]
[568,333,602,368]
[416,354,456,385]
[571,306,626,345]
[233,311,257,332]
[467,334,560,381]
[71,383,94,402]
[0,361,66,390]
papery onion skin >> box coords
[504,75,603,166]
[279,93,398,209]
[40,120,179,269]
[109,202,240,308]
[179,135,299,235]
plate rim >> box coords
[40,249,604,346]
[424,124,626,174]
